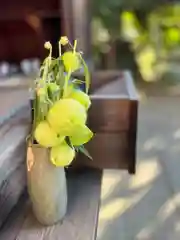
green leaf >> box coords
[39,66,45,78]
[41,57,49,66]
[56,65,65,88]
[79,54,90,93]
[65,136,74,149]
[48,59,58,72]
[76,145,93,160]
[47,85,55,103]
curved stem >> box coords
[63,71,71,97]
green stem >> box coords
[59,43,62,57]
[63,71,71,98]
[31,91,37,143]
[49,49,52,66]
[73,40,77,54]
[79,54,90,93]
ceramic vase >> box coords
[27,144,67,225]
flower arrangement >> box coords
[30,36,93,167]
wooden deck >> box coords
[0,169,102,240]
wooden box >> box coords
[72,71,138,174]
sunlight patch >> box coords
[130,158,160,189]
[174,129,180,139]
[101,170,123,200]
[143,137,166,151]
[158,198,176,221]
[99,188,150,221]
[137,226,154,240]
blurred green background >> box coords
[91,0,180,87]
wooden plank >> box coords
[4,169,102,240]
[0,125,29,184]
[0,191,29,240]
[0,163,26,227]
[124,71,138,100]
[0,103,30,128]
[0,88,29,126]
[73,133,129,170]
[128,100,138,174]
[123,71,138,174]
[0,107,30,138]
[0,103,30,227]
[88,75,131,133]
[88,99,130,132]
[91,76,129,97]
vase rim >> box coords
[28,142,49,149]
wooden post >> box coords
[71,0,91,59]
[60,0,74,42]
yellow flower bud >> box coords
[70,124,93,146]
[62,51,81,72]
[47,99,87,136]
[50,142,75,167]
[44,41,51,50]
[59,36,69,46]
[69,90,91,110]
[34,121,64,147]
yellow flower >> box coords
[34,121,64,147]
[62,51,81,72]
[59,36,69,46]
[44,41,51,50]
[47,99,87,135]
[70,124,93,146]
[50,142,75,167]
[69,90,91,110]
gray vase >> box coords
[27,145,67,225]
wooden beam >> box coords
[71,0,91,58]
[61,0,74,41]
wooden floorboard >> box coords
[0,169,102,240]
[0,105,30,227]
[0,163,27,228]
[0,191,30,240]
